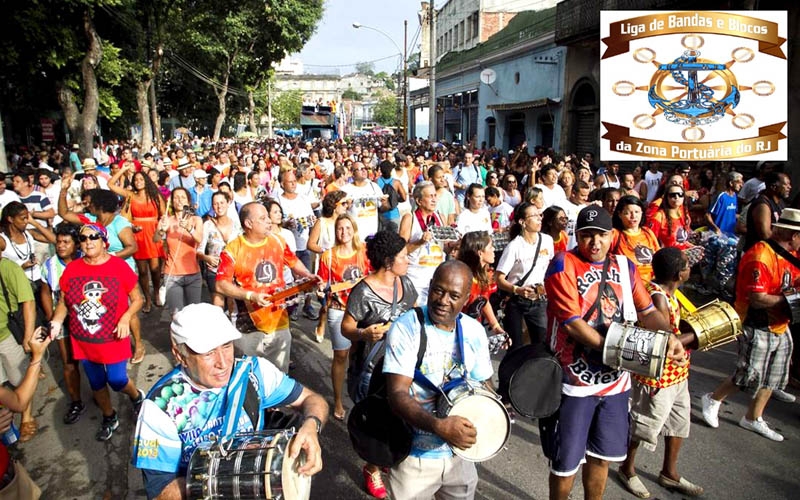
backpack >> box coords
[377,177,399,213]
[347,308,427,467]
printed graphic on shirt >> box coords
[63,276,122,341]
[73,281,109,334]
[634,244,654,265]
[254,260,279,284]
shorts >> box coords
[389,455,478,500]
[0,335,28,386]
[734,326,793,392]
[327,308,350,351]
[629,379,690,451]
[234,328,292,373]
[539,391,630,476]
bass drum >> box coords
[498,344,562,419]
[186,430,310,500]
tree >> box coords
[271,89,303,127]
[342,88,362,101]
[374,71,396,92]
[177,0,323,140]
[373,95,399,127]
[355,62,375,76]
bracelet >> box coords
[29,360,42,367]
[304,415,323,434]
[246,291,253,302]
[512,285,518,295]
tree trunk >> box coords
[248,90,258,134]
[136,80,153,153]
[149,42,163,145]
[57,10,103,161]
[212,58,232,141]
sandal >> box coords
[18,420,38,443]
[142,303,152,314]
[333,408,346,422]
[132,345,146,364]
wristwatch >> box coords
[304,415,323,434]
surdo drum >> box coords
[602,323,670,379]
[186,430,310,500]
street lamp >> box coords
[352,21,408,141]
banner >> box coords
[599,10,787,161]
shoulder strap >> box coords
[765,239,800,272]
[582,258,611,322]
[222,357,255,437]
[615,255,637,323]
[411,307,439,393]
[516,234,543,286]
[0,270,13,311]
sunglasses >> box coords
[79,233,103,242]
[668,192,685,198]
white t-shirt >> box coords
[406,214,446,306]
[561,200,586,250]
[340,181,382,240]
[489,202,514,231]
[535,183,568,209]
[278,193,314,251]
[644,170,663,203]
[456,208,492,236]
[0,190,21,214]
[496,233,554,287]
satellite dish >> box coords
[480,68,496,85]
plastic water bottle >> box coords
[0,422,18,446]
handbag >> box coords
[347,307,427,467]
[0,272,24,345]
[0,461,41,500]
[490,234,542,311]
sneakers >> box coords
[96,411,119,441]
[362,465,387,499]
[303,304,319,321]
[289,305,301,321]
[738,416,784,442]
[772,389,796,403]
[63,401,86,425]
[701,393,720,428]
[131,389,145,417]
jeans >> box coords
[503,297,547,353]
[165,272,203,315]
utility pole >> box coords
[428,2,436,141]
[403,20,408,142]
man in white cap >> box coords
[702,207,800,442]
[189,168,212,217]
[132,303,328,500]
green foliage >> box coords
[373,95,399,127]
[341,88,362,101]
[374,71,396,91]
[271,89,303,127]
[355,62,375,76]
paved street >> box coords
[14,302,800,499]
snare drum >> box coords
[435,380,509,462]
[186,430,310,500]
[784,290,800,324]
[603,323,669,379]
[679,300,742,351]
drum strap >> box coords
[514,234,543,288]
[583,258,611,323]
[222,357,256,439]
[766,239,800,273]
[412,309,466,395]
[615,255,637,323]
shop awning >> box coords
[487,98,561,111]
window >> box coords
[460,21,466,46]
[454,25,459,48]
[514,72,520,84]
[472,11,479,38]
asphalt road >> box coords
[12,300,800,499]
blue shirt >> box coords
[383,306,493,458]
[189,186,213,218]
[454,163,483,205]
[709,191,738,236]
[376,177,400,220]
[84,213,135,270]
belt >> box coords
[133,217,159,222]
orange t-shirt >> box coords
[318,247,370,305]
[217,233,299,333]
[735,241,800,334]
[553,230,568,255]
[612,227,660,283]
[165,218,201,276]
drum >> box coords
[680,299,742,351]
[186,430,310,500]
[784,291,800,324]
[435,380,509,462]
[602,323,669,379]
[497,344,562,419]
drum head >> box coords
[280,436,311,500]
[509,356,562,419]
[448,394,509,462]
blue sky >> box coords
[294,0,426,75]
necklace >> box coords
[8,231,32,278]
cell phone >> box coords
[488,332,509,355]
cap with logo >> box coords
[576,206,613,232]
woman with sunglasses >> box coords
[648,186,694,250]
[501,174,522,208]
[156,188,204,315]
[318,214,370,422]
[197,191,240,298]
[308,191,351,342]
[612,196,661,283]
[49,223,145,441]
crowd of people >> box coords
[0,135,796,500]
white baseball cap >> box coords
[170,303,241,353]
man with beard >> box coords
[383,260,493,500]
[542,206,687,500]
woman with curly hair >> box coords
[109,163,166,312]
[648,186,693,251]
